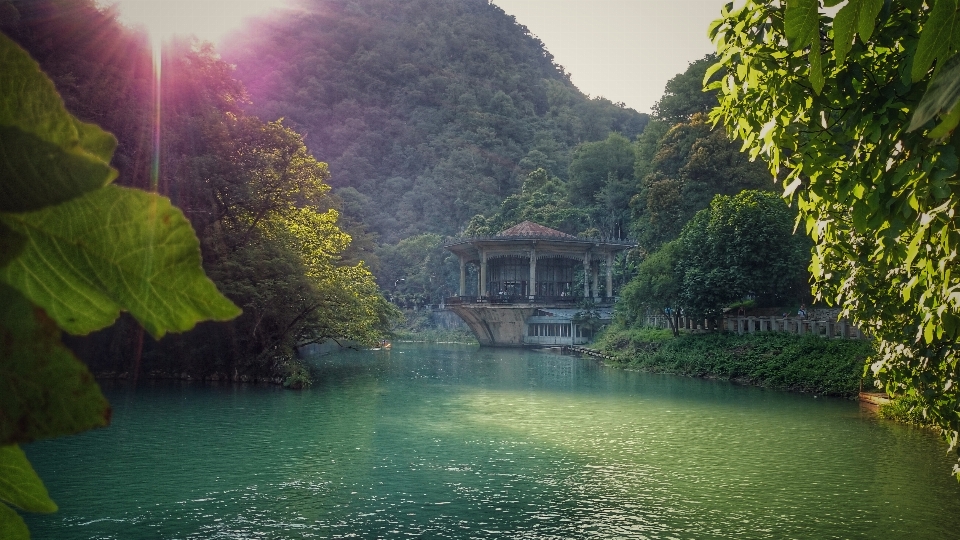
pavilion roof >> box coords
[497,221,575,239]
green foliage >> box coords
[710,0,960,478]
[464,168,591,236]
[652,54,725,123]
[594,321,675,352]
[630,114,772,251]
[0,446,56,538]
[2,185,239,338]
[878,395,936,427]
[0,32,239,537]
[617,240,680,327]
[600,330,874,397]
[192,115,402,371]
[376,233,459,306]
[674,190,809,318]
[4,10,401,383]
[393,327,479,344]
[0,284,110,445]
[567,132,637,234]
[0,30,116,211]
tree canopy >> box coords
[674,190,809,319]
[710,0,960,478]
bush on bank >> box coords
[596,326,874,397]
[877,396,937,428]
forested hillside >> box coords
[221,0,648,242]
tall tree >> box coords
[673,190,809,319]
[630,114,771,251]
[652,53,723,123]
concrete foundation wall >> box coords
[449,305,537,346]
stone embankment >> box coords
[565,345,613,361]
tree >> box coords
[464,168,591,237]
[375,233,459,307]
[673,191,809,319]
[709,0,960,477]
[652,53,724,123]
[630,114,771,251]
[617,240,682,335]
[566,132,636,235]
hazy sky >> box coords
[493,0,733,114]
[112,0,731,114]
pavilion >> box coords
[444,221,635,346]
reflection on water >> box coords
[24,343,960,539]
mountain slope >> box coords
[222,0,648,241]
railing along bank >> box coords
[643,314,867,340]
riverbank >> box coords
[595,327,875,397]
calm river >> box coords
[24,343,960,539]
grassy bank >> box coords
[595,326,874,397]
[877,395,938,428]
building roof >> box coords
[498,221,575,239]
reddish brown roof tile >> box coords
[497,221,575,238]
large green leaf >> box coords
[0,185,241,338]
[0,32,117,212]
[909,53,960,132]
[0,445,56,513]
[833,0,884,64]
[784,0,820,51]
[0,221,24,268]
[911,0,960,82]
[0,503,29,540]
[0,284,110,445]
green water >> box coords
[23,343,960,539]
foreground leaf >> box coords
[0,222,24,268]
[0,445,57,513]
[0,33,117,212]
[784,0,819,51]
[0,185,241,338]
[0,503,29,540]
[911,0,959,82]
[0,284,110,445]
[909,53,960,132]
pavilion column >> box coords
[458,256,466,296]
[605,252,614,298]
[480,250,488,298]
[591,261,599,299]
[583,255,590,298]
[529,249,537,300]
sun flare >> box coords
[106,0,290,46]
